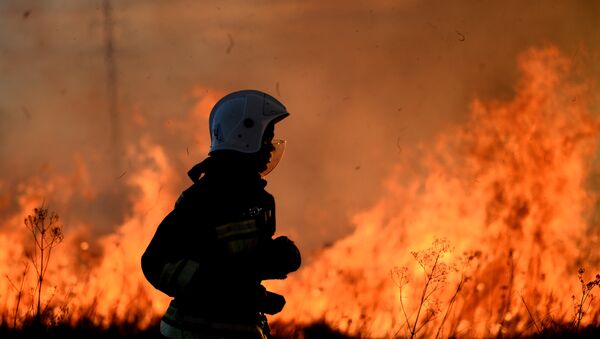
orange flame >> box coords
[1,48,599,338]
[268,47,600,337]
[0,88,224,328]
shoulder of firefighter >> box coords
[140,173,301,332]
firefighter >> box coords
[141,90,301,339]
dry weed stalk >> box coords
[24,205,64,323]
[572,267,600,332]
[519,293,541,334]
[5,263,30,328]
[434,250,480,339]
[392,238,456,339]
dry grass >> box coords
[2,209,600,338]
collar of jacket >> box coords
[187,156,266,189]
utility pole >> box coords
[102,0,122,172]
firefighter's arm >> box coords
[257,236,301,280]
[212,219,300,279]
[141,208,200,297]
[254,195,301,279]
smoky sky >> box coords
[1,0,599,252]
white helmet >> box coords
[209,90,289,154]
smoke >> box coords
[0,0,599,252]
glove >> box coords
[257,289,286,315]
[259,236,301,280]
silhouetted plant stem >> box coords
[393,239,452,338]
[393,273,412,338]
[24,206,64,324]
[572,268,600,333]
[435,273,465,339]
[410,253,441,339]
[5,263,29,329]
[520,293,541,334]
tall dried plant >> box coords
[24,206,64,323]
[392,239,455,339]
[5,263,29,328]
[572,267,600,332]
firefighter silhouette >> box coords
[142,90,301,339]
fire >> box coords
[0,141,176,328]
[0,88,224,329]
[268,46,600,337]
[0,47,599,337]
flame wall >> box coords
[1,0,600,335]
[269,46,600,337]
[2,0,600,251]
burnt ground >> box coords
[1,320,599,338]
[0,320,355,339]
[0,321,355,339]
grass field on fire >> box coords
[1,47,600,338]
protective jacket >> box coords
[141,156,301,338]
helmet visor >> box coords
[261,139,286,176]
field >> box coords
[1,319,600,338]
